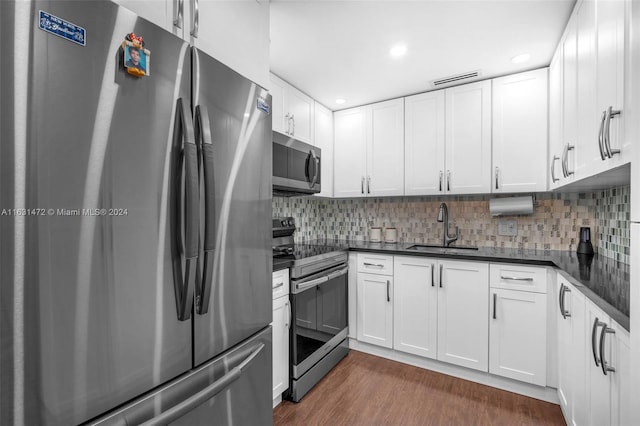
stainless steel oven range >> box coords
[272,218,349,402]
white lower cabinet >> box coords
[437,260,489,371]
[357,257,394,348]
[393,257,438,359]
[584,300,631,426]
[489,264,548,386]
[272,269,290,406]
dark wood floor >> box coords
[274,350,565,426]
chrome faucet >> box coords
[436,202,459,247]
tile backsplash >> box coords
[273,185,630,264]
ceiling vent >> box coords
[431,70,481,88]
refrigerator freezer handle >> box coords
[138,343,265,426]
[172,98,198,321]
[195,105,215,315]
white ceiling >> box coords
[270,0,576,110]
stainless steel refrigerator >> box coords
[0,1,273,425]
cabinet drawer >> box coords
[489,264,547,293]
[272,268,290,300]
[357,253,394,276]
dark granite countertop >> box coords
[273,257,294,272]
[305,240,630,331]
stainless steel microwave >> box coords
[272,131,321,196]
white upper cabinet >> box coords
[369,99,405,196]
[189,0,270,89]
[313,102,334,198]
[445,80,492,194]
[334,107,368,197]
[334,99,404,197]
[492,69,548,193]
[269,74,314,144]
[561,17,578,184]
[404,90,446,195]
[112,0,269,88]
[549,49,565,189]
[595,0,630,167]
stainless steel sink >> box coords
[406,244,479,252]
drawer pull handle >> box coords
[500,276,534,281]
[272,282,284,290]
[363,262,385,268]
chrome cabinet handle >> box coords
[386,280,390,302]
[599,325,616,375]
[190,0,199,37]
[272,281,284,290]
[562,144,574,177]
[493,293,497,319]
[173,0,184,28]
[592,317,605,366]
[551,156,560,183]
[500,276,534,282]
[604,106,621,158]
[560,285,571,319]
[598,111,607,161]
[361,176,364,194]
[284,113,290,135]
[439,171,443,192]
[495,167,499,190]
[284,301,290,328]
[367,176,371,194]
[363,262,384,268]
[446,170,451,192]
[290,114,295,136]
[558,283,565,317]
[431,264,435,287]
[439,264,443,288]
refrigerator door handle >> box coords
[172,98,198,321]
[138,343,265,426]
[195,105,215,315]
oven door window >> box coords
[291,273,347,367]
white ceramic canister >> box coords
[384,227,397,243]
[370,227,382,242]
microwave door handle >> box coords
[171,98,198,321]
[195,105,215,315]
[309,150,320,187]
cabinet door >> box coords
[314,102,334,198]
[596,0,628,165]
[445,80,492,194]
[611,323,631,426]
[357,273,393,348]
[492,69,548,193]
[269,74,288,135]
[404,91,446,195]
[489,288,547,386]
[561,17,578,182]
[112,0,177,34]
[189,0,270,89]
[272,295,290,401]
[585,301,612,426]
[368,99,404,196]
[557,278,575,420]
[576,0,600,179]
[334,107,369,198]
[393,257,438,359]
[437,260,489,371]
[549,48,564,189]
[288,88,314,144]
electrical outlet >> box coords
[498,220,518,237]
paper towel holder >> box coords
[489,195,536,217]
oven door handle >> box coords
[294,266,349,293]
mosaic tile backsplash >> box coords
[273,185,630,265]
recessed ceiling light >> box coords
[335,98,346,105]
[511,53,531,64]
[390,44,407,58]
